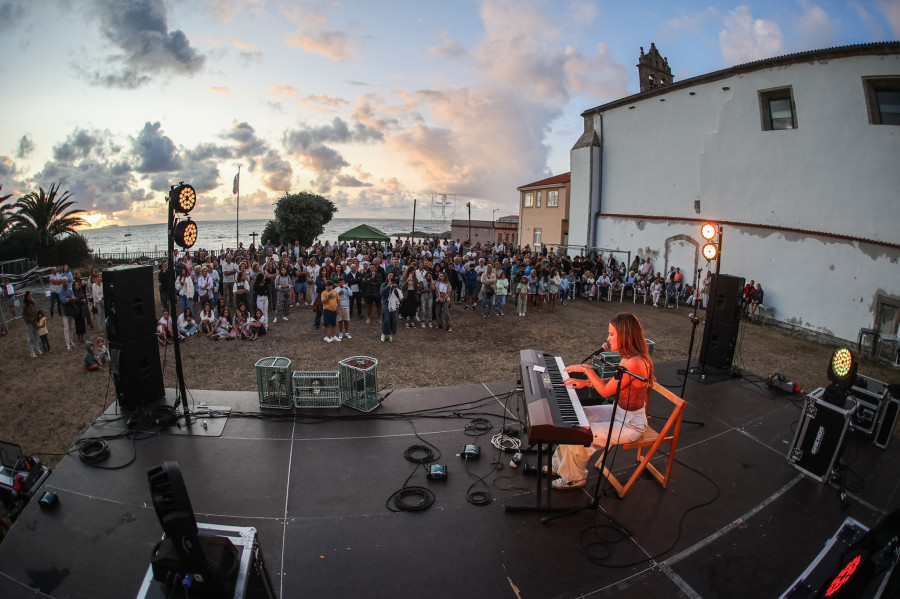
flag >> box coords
[233,171,240,195]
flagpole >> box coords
[234,166,241,250]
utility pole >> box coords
[466,202,472,243]
[492,209,499,244]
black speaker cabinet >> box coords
[874,397,900,450]
[104,265,157,344]
[710,273,745,324]
[110,336,164,410]
[699,320,740,369]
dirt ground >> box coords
[1,294,897,470]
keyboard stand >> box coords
[504,442,570,514]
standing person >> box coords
[495,271,509,316]
[552,313,654,489]
[480,264,497,318]
[264,257,278,310]
[419,271,435,328]
[400,266,419,328]
[71,279,88,344]
[221,254,237,308]
[274,266,292,322]
[36,310,50,353]
[516,276,529,317]
[362,262,383,324]
[463,263,478,310]
[48,267,62,317]
[749,283,765,318]
[346,260,364,319]
[253,272,269,316]
[23,291,40,357]
[158,260,173,310]
[700,271,711,309]
[175,266,194,316]
[320,280,339,342]
[234,269,251,311]
[435,272,453,333]
[547,268,561,313]
[313,269,329,329]
[336,278,353,339]
[58,279,75,349]
[380,271,403,342]
[196,266,214,307]
[293,258,308,307]
[92,272,105,333]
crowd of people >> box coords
[10,236,765,364]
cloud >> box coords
[719,5,784,65]
[16,135,35,159]
[303,145,349,173]
[52,128,118,162]
[132,122,181,173]
[280,5,358,61]
[795,3,836,49]
[333,174,371,188]
[268,86,350,113]
[877,0,900,38]
[283,117,384,152]
[0,0,28,33]
[210,86,232,98]
[0,156,17,178]
[428,38,468,58]
[82,0,205,88]
[203,0,264,24]
[569,1,599,23]
[259,150,292,192]
[222,121,268,158]
[657,6,721,39]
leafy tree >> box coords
[264,191,337,247]
[0,185,12,233]
[11,182,88,246]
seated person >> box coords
[84,340,102,371]
[157,309,174,345]
[553,313,653,489]
[665,280,678,307]
[247,307,268,341]
[596,271,611,301]
[177,307,199,339]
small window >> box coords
[863,77,900,125]
[524,192,533,208]
[759,87,796,131]
[533,229,542,245]
[547,190,559,207]
[536,191,542,207]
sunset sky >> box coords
[0,0,897,228]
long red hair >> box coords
[610,313,654,386]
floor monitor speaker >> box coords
[110,335,164,410]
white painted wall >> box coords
[576,52,900,342]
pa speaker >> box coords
[104,265,157,343]
[110,335,164,410]
[699,320,740,369]
[710,274,745,324]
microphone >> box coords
[688,312,700,325]
[601,342,611,352]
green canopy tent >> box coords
[337,224,391,242]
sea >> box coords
[79,218,452,255]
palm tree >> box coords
[11,183,88,245]
[0,185,12,233]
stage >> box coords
[0,360,897,598]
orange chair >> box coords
[593,381,686,498]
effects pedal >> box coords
[460,444,481,460]
[426,464,447,480]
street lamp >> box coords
[492,209,499,244]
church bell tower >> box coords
[637,42,673,92]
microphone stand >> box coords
[681,314,701,399]
[542,355,646,535]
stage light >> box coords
[170,183,196,214]
[823,347,857,405]
[174,219,198,249]
[702,242,718,261]
[701,223,717,240]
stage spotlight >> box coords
[701,222,717,240]
[174,219,198,249]
[170,183,196,214]
[823,347,857,405]
[702,242,718,261]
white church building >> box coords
[569,42,900,346]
